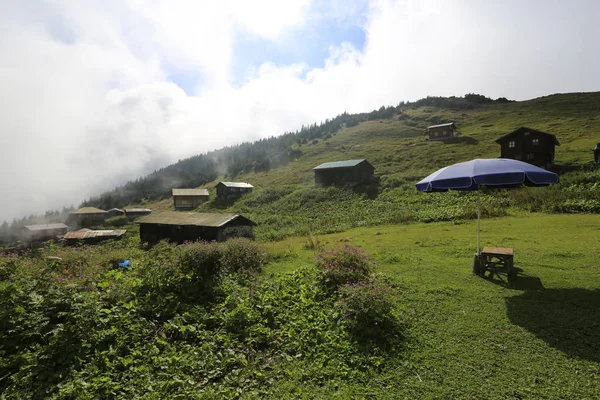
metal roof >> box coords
[64,229,126,240]
[23,223,68,232]
[313,159,368,170]
[137,211,255,227]
[495,127,560,146]
[172,188,209,196]
[218,182,254,188]
[427,122,456,129]
[124,208,151,213]
[71,207,107,215]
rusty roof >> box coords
[172,188,209,196]
[137,211,255,227]
[218,182,254,188]
[313,159,371,170]
[23,223,68,232]
[64,229,126,240]
[71,207,107,215]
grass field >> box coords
[263,213,600,398]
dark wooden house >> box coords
[64,229,126,245]
[67,207,107,228]
[172,188,209,210]
[313,159,374,187]
[426,122,460,141]
[495,127,560,169]
[216,182,254,200]
[106,208,125,218]
[20,223,69,243]
[137,211,255,245]
[124,208,152,220]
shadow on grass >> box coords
[483,268,545,290]
[506,288,600,362]
[441,136,479,145]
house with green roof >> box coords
[312,159,375,187]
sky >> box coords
[1,0,599,222]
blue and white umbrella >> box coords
[416,158,559,254]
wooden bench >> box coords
[475,247,516,282]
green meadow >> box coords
[2,92,600,398]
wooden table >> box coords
[477,247,515,281]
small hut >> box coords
[124,208,152,220]
[137,211,255,245]
[64,229,126,245]
[67,207,107,228]
[426,122,460,141]
[172,188,210,210]
[313,159,374,187]
[216,182,254,200]
[20,223,69,243]
[106,208,125,218]
[496,127,560,169]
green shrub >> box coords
[220,238,266,275]
[177,241,222,281]
[336,276,399,345]
[317,245,374,288]
[105,215,128,227]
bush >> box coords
[336,276,399,345]
[177,241,222,281]
[105,216,128,227]
[220,238,266,275]
[317,245,374,288]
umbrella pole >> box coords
[477,188,481,255]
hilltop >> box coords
[116,91,600,240]
[2,92,599,244]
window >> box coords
[526,153,534,160]
[509,140,515,148]
[532,138,539,146]
[442,130,447,135]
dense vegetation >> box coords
[0,238,403,398]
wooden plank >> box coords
[481,247,514,256]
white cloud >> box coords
[1,0,599,222]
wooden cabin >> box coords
[64,229,126,245]
[172,188,209,210]
[137,211,255,245]
[426,122,460,141]
[20,223,68,243]
[67,207,107,228]
[313,159,374,187]
[495,127,560,169]
[216,182,254,200]
[106,208,125,218]
[124,208,152,220]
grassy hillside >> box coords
[130,92,600,241]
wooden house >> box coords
[495,127,560,169]
[137,211,255,245]
[106,208,125,218]
[172,188,209,210]
[313,159,375,187]
[67,207,107,228]
[20,223,68,243]
[216,182,254,200]
[124,208,152,220]
[426,122,460,141]
[64,229,126,245]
